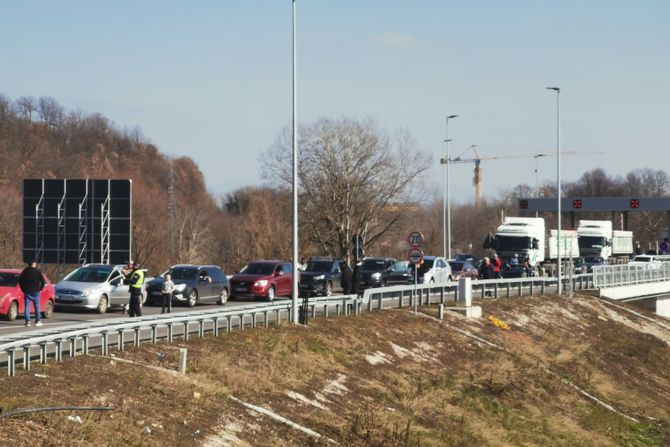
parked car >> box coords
[385,261,411,285]
[408,256,452,284]
[360,257,396,289]
[0,269,56,321]
[582,256,607,272]
[229,260,293,301]
[629,254,664,268]
[448,260,478,280]
[55,264,149,314]
[299,257,342,296]
[145,265,229,307]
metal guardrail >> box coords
[592,263,670,288]
[0,275,595,376]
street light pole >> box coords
[546,87,561,295]
[291,0,300,323]
[442,114,458,259]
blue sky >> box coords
[2,1,668,202]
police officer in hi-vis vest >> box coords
[125,261,145,317]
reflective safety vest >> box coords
[129,269,145,289]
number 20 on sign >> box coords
[408,231,424,248]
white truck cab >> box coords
[488,217,545,267]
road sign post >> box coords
[407,247,424,316]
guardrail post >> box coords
[179,348,187,374]
[82,335,89,355]
[69,337,77,357]
[7,350,16,377]
[228,315,233,333]
[199,319,205,337]
[438,303,444,321]
[518,281,522,296]
[151,324,158,343]
[100,333,108,357]
[480,284,485,299]
[529,280,534,295]
[367,296,372,312]
[311,304,316,319]
[343,298,349,315]
[541,280,546,295]
[377,294,383,311]
[251,314,257,329]
[183,322,189,341]
[213,317,220,336]
[39,343,47,364]
[133,327,141,347]
[336,303,341,315]
[55,339,63,362]
[167,323,174,343]
[239,315,245,330]
[117,329,124,351]
[23,346,31,370]
[263,311,269,328]
[324,304,329,318]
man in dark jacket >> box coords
[479,257,494,279]
[351,260,363,296]
[19,260,45,327]
[340,260,353,295]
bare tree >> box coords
[14,96,36,121]
[262,118,431,262]
[37,96,65,128]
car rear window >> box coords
[170,267,199,280]
[306,261,332,272]
[0,272,19,287]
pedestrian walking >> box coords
[19,260,45,327]
[125,262,145,318]
[340,260,353,295]
[351,259,363,296]
[161,273,174,314]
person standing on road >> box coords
[351,259,363,296]
[661,238,669,255]
[19,260,45,327]
[340,260,353,295]
[479,257,494,279]
[125,262,145,318]
[492,253,502,278]
[161,272,174,314]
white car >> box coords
[408,256,453,284]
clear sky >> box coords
[2,1,668,202]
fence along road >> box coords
[0,275,595,376]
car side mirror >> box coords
[532,238,539,249]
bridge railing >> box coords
[0,274,595,377]
[592,263,670,288]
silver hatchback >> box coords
[55,264,147,314]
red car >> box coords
[0,269,56,321]
[229,261,293,301]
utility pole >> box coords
[168,160,177,264]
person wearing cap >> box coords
[19,260,45,327]
[479,257,494,279]
[510,253,520,266]
[125,261,145,317]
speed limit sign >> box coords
[408,231,424,248]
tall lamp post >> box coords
[441,114,458,259]
[546,87,561,295]
[291,0,300,323]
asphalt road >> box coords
[0,296,286,338]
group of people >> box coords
[478,253,533,279]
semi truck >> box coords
[576,220,633,262]
[548,229,580,260]
[484,217,545,268]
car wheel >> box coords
[97,295,109,314]
[324,282,333,297]
[218,288,229,305]
[187,289,198,307]
[267,286,275,302]
[42,300,54,319]
[6,301,18,321]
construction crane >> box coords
[441,145,604,207]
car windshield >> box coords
[240,263,275,275]
[448,261,464,272]
[306,261,332,272]
[169,267,198,280]
[579,236,607,249]
[63,266,113,282]
[495,236,532,251]
[390,261,408,272]
[362,259,386,271]
[0,272,19,287]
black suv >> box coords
[145,264,230,307]
[299,257,342,296]
[360,257,396,289]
